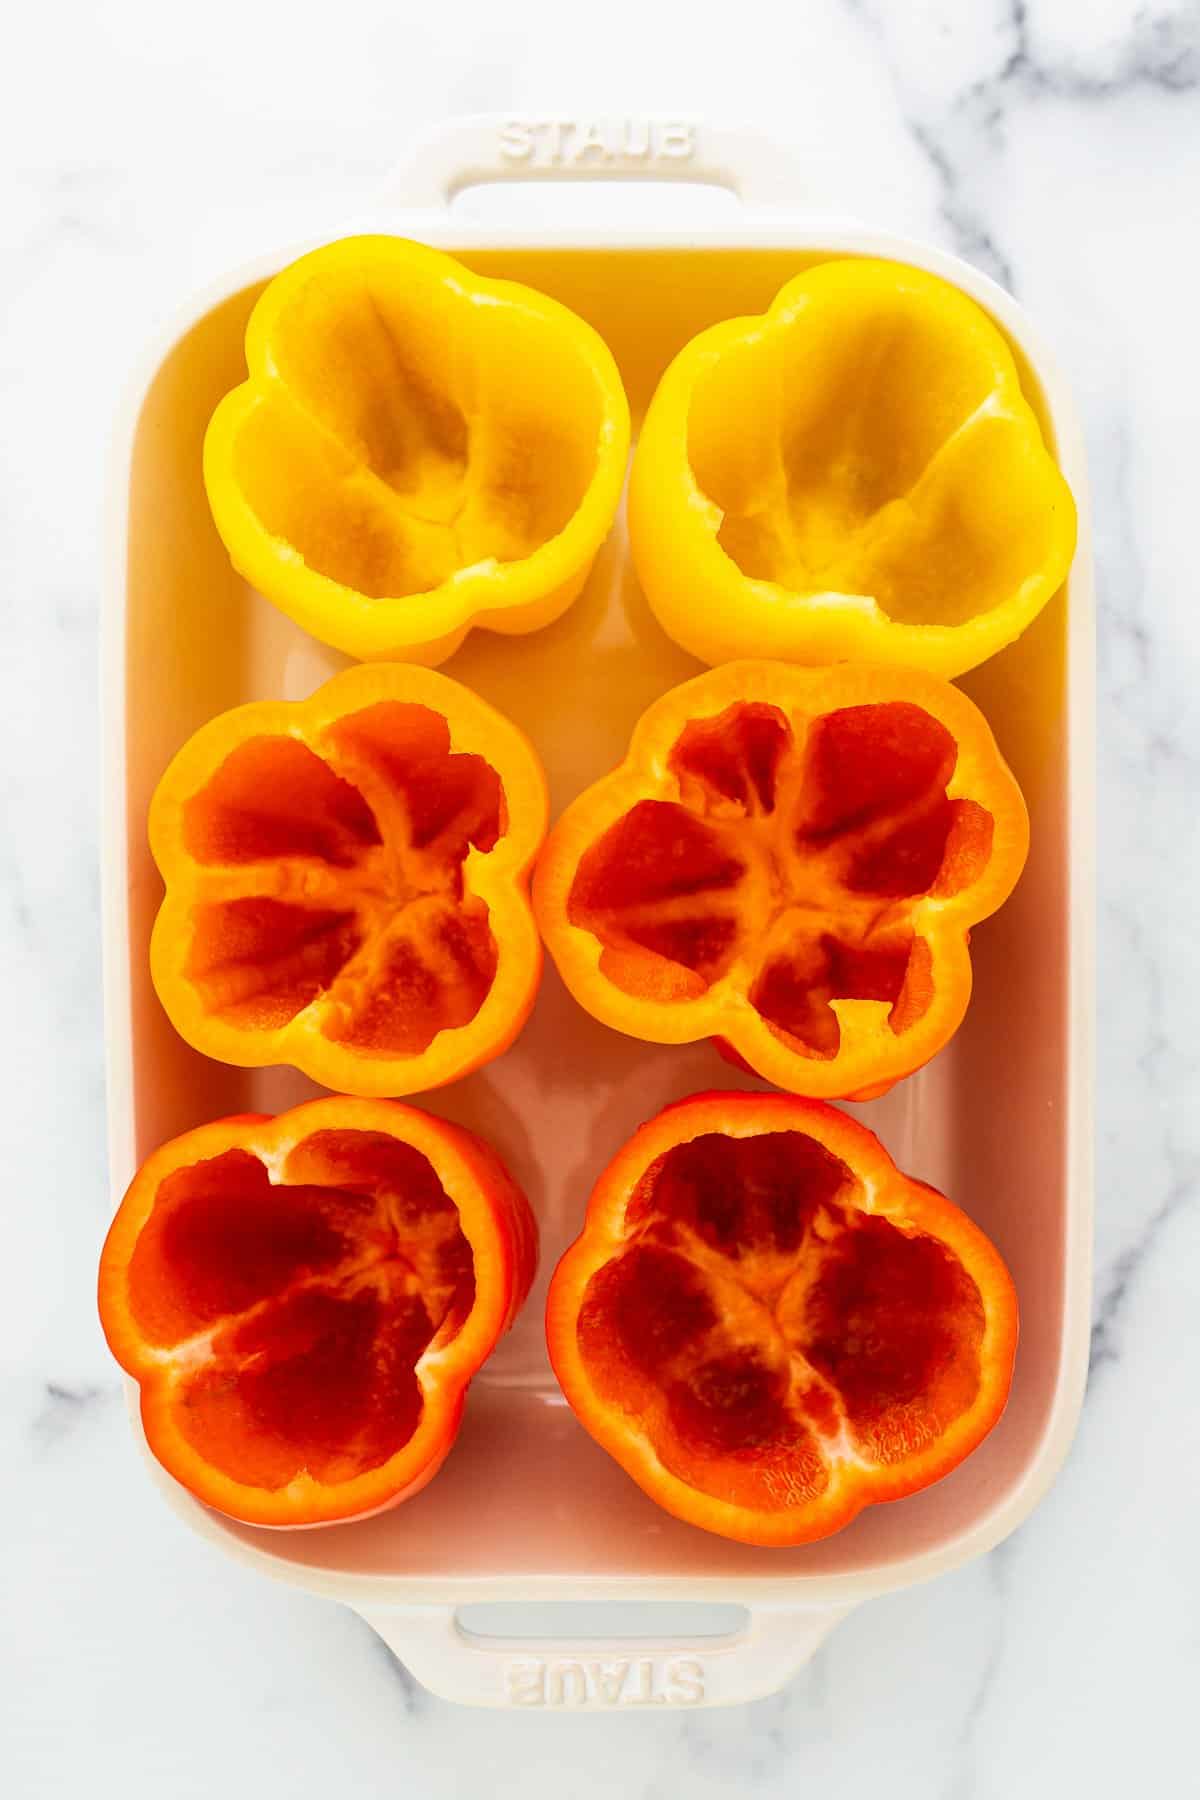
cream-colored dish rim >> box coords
[100,116,1094,1705]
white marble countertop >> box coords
[5,0,1198,1791]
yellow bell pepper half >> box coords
[204,237,630,666]
[628,259,1076,679]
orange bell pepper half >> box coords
[99,1097,536,1527]
[534,662,1028,1100]
[547,1091,1017,1546]
[150,663,547,1096]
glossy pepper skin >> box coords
[204,235,630,666]
[629,258,1076,679]
[98,1097,537,1527]
[547,1091,1017,1547]
[533,662,1028,1101]
[150,663,547,1096]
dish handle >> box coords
[378,113,814,213]
[356,1601,853,1710]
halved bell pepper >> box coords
[204,235,630,666]
[99,1097,536,1526]
[547,1091,1017,1546]
[150,663,546,1095]
[533,662,1027,1100]
[629,258,1076,678]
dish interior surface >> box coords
[118,246,1081,1588]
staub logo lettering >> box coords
[497,119,696,167]
[506,1656,706,1708]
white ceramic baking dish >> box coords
[102,117,1094,1709]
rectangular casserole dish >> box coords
[102,117,1094,1709]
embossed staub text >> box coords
[497,118,696,167]
[506,1656,706,1708]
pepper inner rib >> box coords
[576,1130,986,1514]
[126,1131,476,1489]
[567,700,994,1058]
[179,702,505,1054]
[235,266,606,597]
